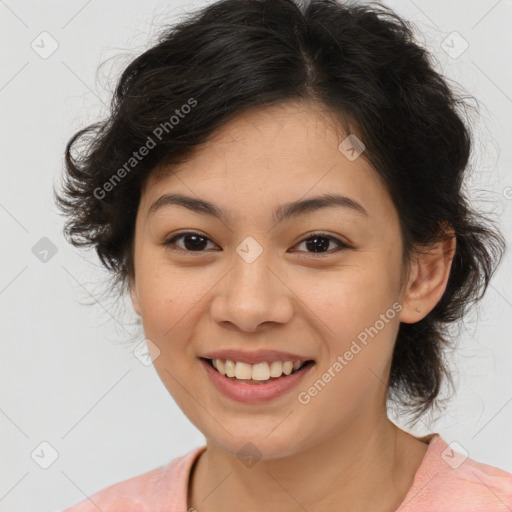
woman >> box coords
[55,0,511,510]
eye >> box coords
[163,230,351,256]
[291,232,351,256]
[163,232,218,254]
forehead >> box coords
[140,102,396,225]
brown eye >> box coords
[293,232,351,255]
[163,231,351,256]
[163,232,217,253]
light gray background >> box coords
[1,1,511,511]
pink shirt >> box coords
[61,433,512,511]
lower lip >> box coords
[200,358,315,404]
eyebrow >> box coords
[147,192,369,224]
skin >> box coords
[129,101,456,512]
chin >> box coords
[206,426,312,462]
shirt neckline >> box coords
[394,432,444,510]
[182,432,443,511]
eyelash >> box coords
[162,231,351,257]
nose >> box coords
[209,248,294,332]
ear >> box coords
[399,224,456,323]
[129,275,141,316]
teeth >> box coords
[252,362,270,380]
[224,360,236,377]
[282,361,293,375]
[269,361,283,377]
[235,362,252,380]
[216,359,225,375]
[211,359,306,380]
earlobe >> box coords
[399,227,456,324]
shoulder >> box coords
[402,434,512,511]
[59,446,206,512]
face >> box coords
[130,101,412,459]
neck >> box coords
[188,410,428,512]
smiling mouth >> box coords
[201,357,315,384]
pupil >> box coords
[184,235,207,251]
[306,236,329,253]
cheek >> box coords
[298,304,399,431]
[316,262,399,336]
[135,252,196,333]
[308,258,400,386]
[135,264,200,397]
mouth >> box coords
[200,357,315,385]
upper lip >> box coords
[200,349,314,365]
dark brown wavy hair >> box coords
[54,0,506,422]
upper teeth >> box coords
[211,359,305,380]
